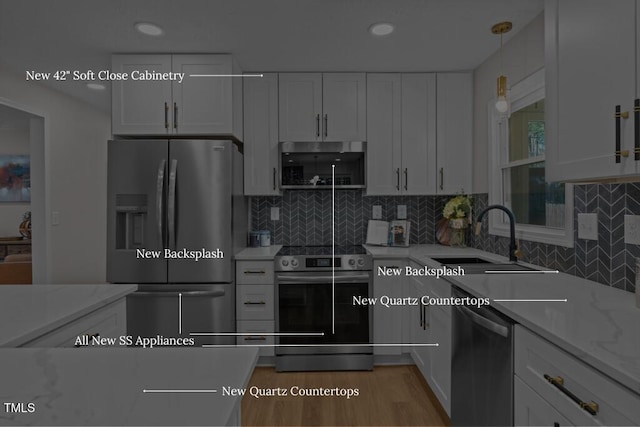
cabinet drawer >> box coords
[515,325,640,426]
[515,375,573,426]
[236,261,274,285]
[236,284,274,320]
[22,299,126,348]
[236,320,275,357]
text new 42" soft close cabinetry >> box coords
[112,54,243,137]
[546,0,640,181]
[278,73,366,142]
[366,73,472,195]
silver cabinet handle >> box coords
[156,159,166,247]
[167,159,178,250]
[439,167,444,190]
[396,168,400,191]
[243,301,266,305]
[324,114,328,138]
[316,114,320,137]
[173,102,178,129]
[404,168,408,191]
[164,102,169,129]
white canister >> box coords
[259,230,271,247]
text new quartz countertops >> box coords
[0,284,137,347]
[0,347,259,426]
[364,244,640,395]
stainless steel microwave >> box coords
[279,141,366,189]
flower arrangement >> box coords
[443,195,472,220]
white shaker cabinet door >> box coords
[366,74,402,195]
[546,0,637,181]
[436,73,472,194]
[243,73,280,195]
[322,73,366,142]
[401,74,437,195]
[278,73,322,141]
[172,55,236,135]
[112,54,172,135]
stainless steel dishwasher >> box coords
[451,286,515,426]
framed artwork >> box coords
[0,155,30,202]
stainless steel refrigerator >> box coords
[107,139,246,346]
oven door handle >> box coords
[276,274,370,283]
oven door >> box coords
[275,271,372,355]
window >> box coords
[489,69,573,247]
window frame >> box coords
[488,68,574,248]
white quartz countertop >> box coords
[0,284,137,348]
[365,244,640,395]
[234,245,283,260]
[0,347,258,426]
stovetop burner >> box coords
[276,245,367,256]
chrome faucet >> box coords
[474,205,520,262]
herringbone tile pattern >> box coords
[252,184,640,293]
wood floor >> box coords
[241,365,451,426]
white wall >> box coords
[472,12,545,193]
[0,61,110,283]
[0,127,31,236]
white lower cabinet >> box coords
[235,260,275,357]
[514,325,640,426]
[408,260,452,416]
[372,259,407,355]
[21,299,127,348]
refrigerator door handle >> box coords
[167,159,178,250]
[156,159,166,247]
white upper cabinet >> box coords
[243,73,280,196]
[546,0,639,181]
[366,73,436,195]
[401,74,438,195]
[278,73,366,142]
[436,73,472,194]
[366,73,471,196]
[278,73,322,141]
[111,55,172,135]
[112,54,242,137]
[366,74,403,195]
[322,73,367,141]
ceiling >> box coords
[0,0,543,113]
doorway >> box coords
[0,102,47,283]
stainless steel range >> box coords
[275,245,373,372]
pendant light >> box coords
[492,21,512,113]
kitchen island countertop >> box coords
[0,347,258,426]
[365,244,640,395]
[0,284,137,347]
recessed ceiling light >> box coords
[135,22,164,36]
[86,83,106,91]
[369,22,394,37]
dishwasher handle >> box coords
[130,290,225,298]
[458,305,510,338]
